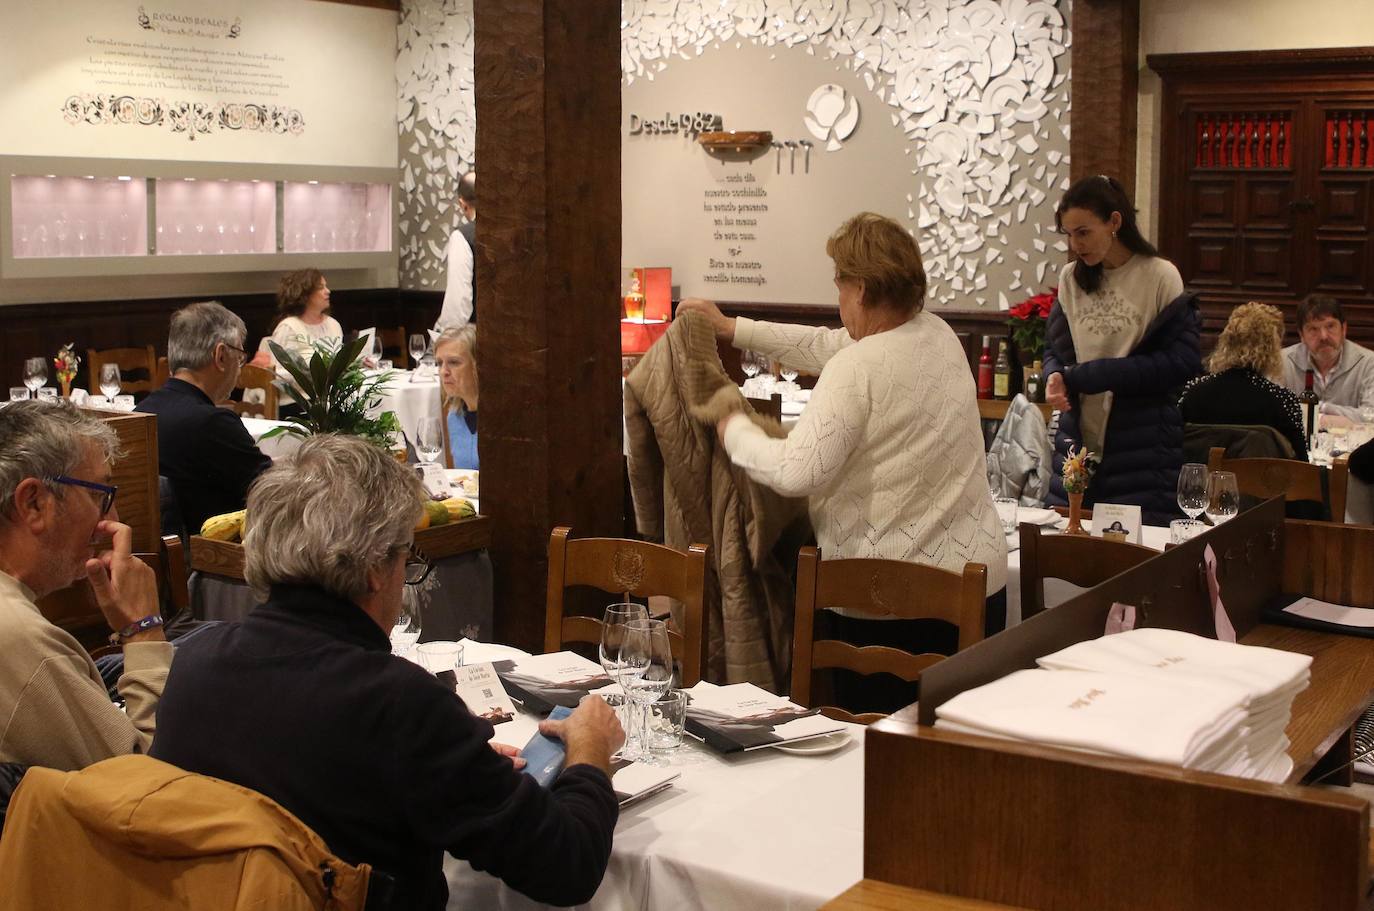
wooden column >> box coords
[474,1,623,650]
[1070,0,1140,195]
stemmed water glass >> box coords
[619,618,674,765]
[408,333,427,370]
[416,416,443,464]
[779,362,799,391]
[99,363,121,400]
[600,603,649,756]
[390,587,423,657]
[1176,463,1208,534]
[23,358,47,397]
[1205,471,1240,525]
[741,351,761,380]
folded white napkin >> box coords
[1017,507,1062,526]
[511,651,605,684]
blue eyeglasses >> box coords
[49,476,118,517]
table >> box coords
[370,368,441,451]
[1004,511,1171,628]
[444,716,865,910]
[241,416,301,461]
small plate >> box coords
[772,730,852,756]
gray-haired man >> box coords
[0,400,170,770]
[136,301,271,535]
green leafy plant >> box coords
[260,337,402,448]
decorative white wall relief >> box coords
[397,0,1070,306]
[621,0,1072,307]
[805,84,861,150]
[396,0,475,289]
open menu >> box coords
[683,681,845,753]
[493,651,614,715]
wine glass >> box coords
[22,358,47,396]
[390,587,423,657]
[600,603,649,756]
[741,350,760,379]
[371,334,385,367]
[1205,471,1240,525]
[408,333,427,370]
[780,362,799,385]
[416,416,443,464]
[99,363,122,400]
[1176,463,1208,533]
[619,618,674,764]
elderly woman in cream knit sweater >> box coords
[681,213,1007,705]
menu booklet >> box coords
[610,760,680,808]
[493,651,614,715]
[682,681,845,753]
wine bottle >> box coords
[977,336,993,400]
[993,340,1011,399]
[1026,359,1044,403]
[1298,368,1319,444]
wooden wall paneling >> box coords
[476,0,624,651]
[1068,0,1139,195]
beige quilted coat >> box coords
[624,312,809,690]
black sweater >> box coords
[151,585,618,910]
[1178,367,1308,461]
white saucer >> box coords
[772,730,852,756]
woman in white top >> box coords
[260,268,344,378]
[680,213,1007,709]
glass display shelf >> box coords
[155,178,275,256]
[283,181,391,254]
[11,175,147,259]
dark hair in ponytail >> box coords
[1055,175,1158,294]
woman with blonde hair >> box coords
[435,324,478,470]
[1179,302,1307,459]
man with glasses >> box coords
[136,301,271,535]
[152,435,623,911]
[0,400,171,770]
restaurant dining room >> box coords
[6,0,1374,908]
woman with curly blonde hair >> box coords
[1179,302,1307,459]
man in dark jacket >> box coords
[151,435,623,911]
[135,301,271,534]
[1042,291,1203,525]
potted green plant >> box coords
[260,336,402,449]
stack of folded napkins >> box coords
[934,628,1311,783]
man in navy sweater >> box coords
[151,435,622,910]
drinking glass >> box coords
[994,496,1019,535]
[780,363,799,386]
[9,387,28,402]
[23,358,47,395]
[1205,471,1240,525]
[600,603,650,757]
[619,618,674,764]
[647,690,688,754]
[416,641,464,675]
[741,350,760,379]
[36,388,57,401]
[1176,463,1208,534]
[390,587,423,657]
[99,363,122,400]
[417,416,443,464]
[408,333,427,369]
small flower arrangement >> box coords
[53,343,80,396]
[1061,445,1100,495]
[1007,287,1057,357]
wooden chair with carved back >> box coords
[1018,523,1157,620]
[37,535,191,656]
[87,346,158,398]
[1207,447,1349,523]
[790,546,987,724]
[225,364,280,420]
[545,526,709,687]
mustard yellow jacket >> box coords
[0,754,373,910]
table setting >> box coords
[393,601,864,911]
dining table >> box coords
[441,645,865,911]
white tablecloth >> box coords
[444,717,865,911]
[1005,510,1171,627]
[371,368,441,451]
[241,416,302,461]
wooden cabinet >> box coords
[1150,47,1374,346]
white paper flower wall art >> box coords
[397,0,1070,306]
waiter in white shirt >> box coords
[435,171,477,331]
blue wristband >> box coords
[110,614,163,645]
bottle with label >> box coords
[977,336,994,400]
[993,340,1011,399]
[1025,359,1044,403]
[1298,368,1320,444]
[623,270,646,322]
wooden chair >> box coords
[790,546,987,724]
[1018,523,1157,620]
[87,346,158,397]
[746,393,782,422]
[1207,446,1349,523]
[544,526,709,687]
[225,364,279,420]
[376,326,408,365]
[37,535,191,655]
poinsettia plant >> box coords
[1006,287,1057,357]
